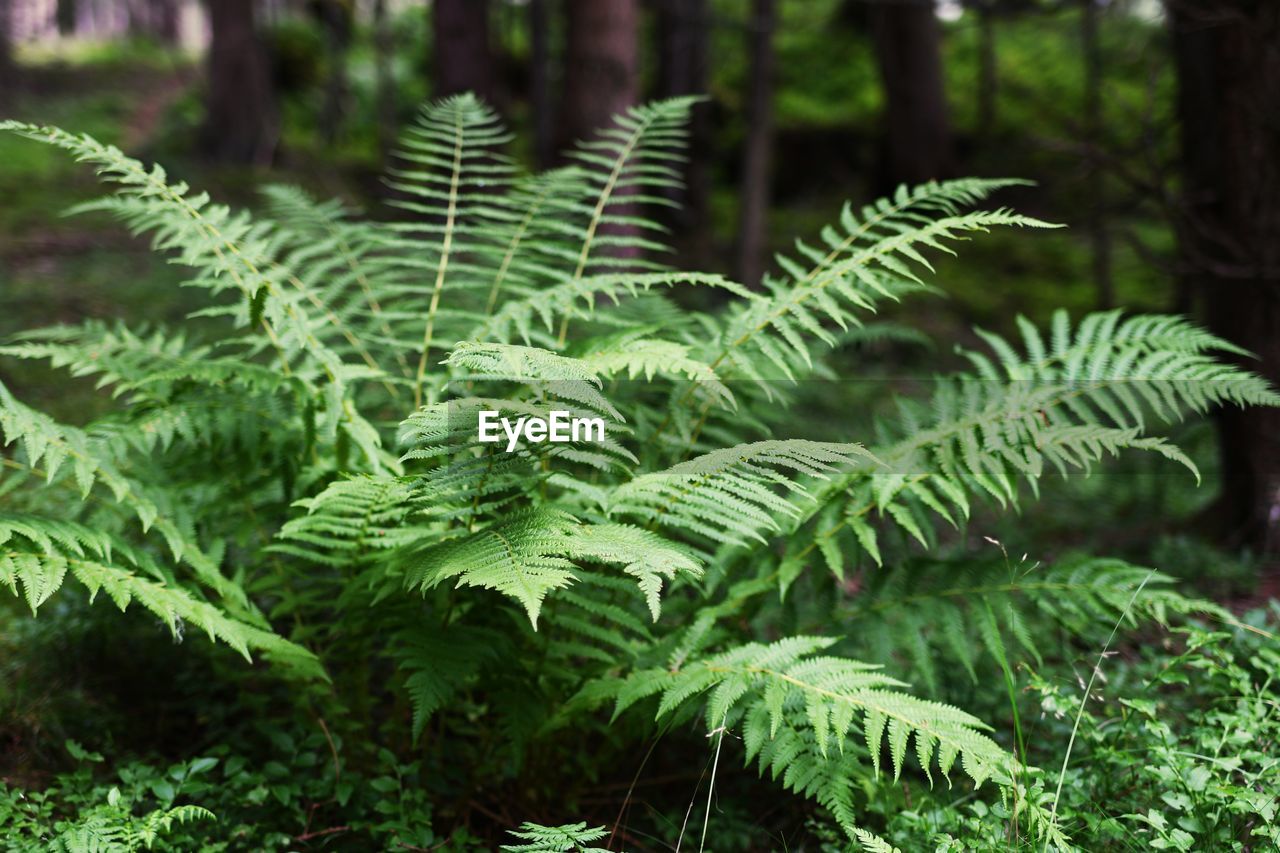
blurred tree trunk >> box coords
[57,0,78,36]
[432,0,493,101]
[559,0,638,149]
[1170,0,1280,557]
[150,0,180,43]
[655,0,711,266]
[373,0,396,160]
[202,0,277,164]
[318,0,352,144]
[736,0,774,288]
[529,0,553,168]
[0,0,12,108]
[1082,0,1113,308]
[976,1,997,133]
[869,0,954,187]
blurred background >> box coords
[0,0,1276,587]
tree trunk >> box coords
[529,0,553,168]
[1170,0,1280,559]
[736,0,775,288]
[318,0,351,144]
[655,0,712,266]
[559,0,638,150]
[150,0,180,43]
[432,0,493,102]
[869,0,954,188]
[0,0,12,109]
[0,0,11,79]
[56,0,78,37]
[373,0,396,161]
[202,0,277,164]
[1082,0,1113,308]
[977,1,997,134]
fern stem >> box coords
[485,180,554,316]
[557,110,652,348]
[414,105,466,408]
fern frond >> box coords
[273,475,418,567]
[805,310,1278,567]
[849,555,1230,693]
[401,509,578,626]
[475,270,747,347]
[566,522,701,620]
[500,821,609,852]
[0,381,250,609]
[710,180,1057,379]
[607,440,874,544]
[0,515,321,678]
[0,121,390,473]
[395,624,501,741]
[611,636,1010,814]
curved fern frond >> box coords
[805,310,1279,567]
[709,180,1058,379]
[0,515,321,678]
[610,636,1010,819]
[0,121,390,473]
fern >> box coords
[3,97,1275,846]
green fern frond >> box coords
[273,475,418,567]
[500,821,609,853]
[395,624,501,741]
[803,310,1278,567]
[849,555,1231,693]
[566,522,702,619]
[607,440,874,544]
[710,180,1057,379]
[0,515,321,679]
[612,636,1010,803]
[0,380,251,609]
[0,121,390,474]
[475,270,747,347]
[401,509,578,626]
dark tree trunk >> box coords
[559,0,638,149]
[655,0,712,266]
[202,0,277,164]
[432,0,493,101]
[869,0,954,188]
[529,0,553,168]
[373,0,396,161]
[736,0,775,288]
[977,1,997,133]
[150,0,180,43]
[1082,0,1113,308]
[318,0,351,144]
[1170,0,1280,559]
[0,0,11,108]
[57,0,78,37]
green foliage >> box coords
[501,822,611,852]
[861,608,1280,852]
[1,96,1275,848]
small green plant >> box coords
[0,96,1274,847]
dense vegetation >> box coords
[1,92,1277,851]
